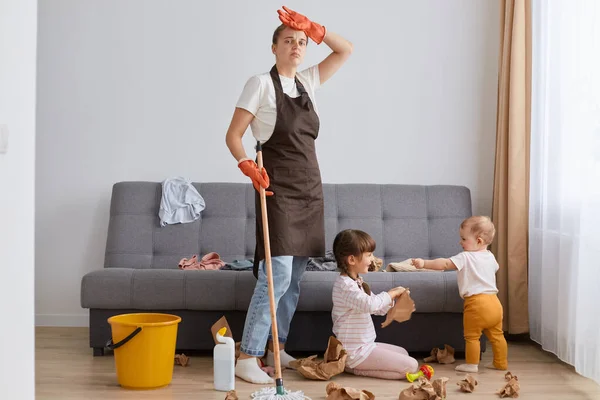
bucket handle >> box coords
[105,327,142,350]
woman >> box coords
[225,6,353,384]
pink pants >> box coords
[345,342,419,380]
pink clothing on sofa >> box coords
[178,252,225,270]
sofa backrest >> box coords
[104,182,471,269]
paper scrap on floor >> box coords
[457,374,478,392]
[398,376,449,400]
[497,371,520,398]
[424,344,456,364]
[289,336,347,380]
[325,381,375,400]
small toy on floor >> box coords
[406,364,434,382]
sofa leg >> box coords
[93,347,105,356]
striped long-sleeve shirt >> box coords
[331,275,393,368]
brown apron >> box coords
[253,65,326,278]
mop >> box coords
[250,141,311,400]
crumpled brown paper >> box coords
[224,390,238,400]
[423,344,455,364]
[457,374,478,393]
[174,353,190,367]
[382,289,416,328]
[432,377,449,399]
[369,257,384,272]
[211,316,234,345]
[398,376,449,400]
[497,371,520,398]
[289,336,347,380]
[326,382,375,400]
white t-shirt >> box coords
[450,250,499,298]
[235,65,321,144]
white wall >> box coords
[0,0,37,397]
[35,0,500,326]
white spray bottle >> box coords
[213,327,235,391]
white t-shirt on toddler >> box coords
[450,250,499,298]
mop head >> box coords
[250,386,311,400]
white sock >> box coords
[455,363,479,373]
[266,349,296,369]
[235,357,274,384]
[485,362,507,371]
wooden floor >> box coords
[35,327,600,399]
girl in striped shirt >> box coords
[332,229,419,379]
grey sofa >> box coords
[81,182,482,356]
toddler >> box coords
[412,215,508,373]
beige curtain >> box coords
[491,0,531,335]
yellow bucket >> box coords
[107,313,182,390]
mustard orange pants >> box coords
[463,293,508,369]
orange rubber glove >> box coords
[238,159,274,196]
[277,6,326,45]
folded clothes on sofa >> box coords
[307,250,338,271]
[386,259,437,272]
[307,251,384,272]
[178,252,225,270]
[221,259,254,270]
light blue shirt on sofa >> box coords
[159,177,205,227]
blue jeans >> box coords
[240,256,308,357]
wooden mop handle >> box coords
[256,141,283,384]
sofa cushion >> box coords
[81,270,463,313]
[291,271,463,313]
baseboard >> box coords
[36,314,88,327]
